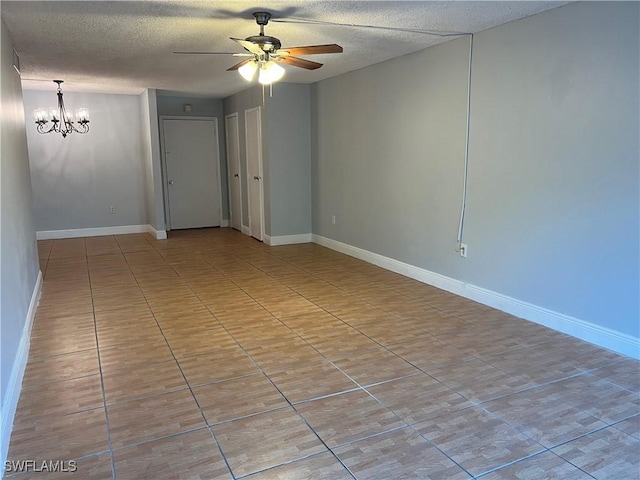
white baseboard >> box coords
[264,233,313,246]
[312,234,639,359]
[462,283,640,359]
[145,225,167,240]
[220,219,229,228]
[37,224,151,240]
[241,225,250,236]
[312,234,464,293]
[1,271,42,469]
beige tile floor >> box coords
[6,228,639,479]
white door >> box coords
[163,118,221,230]
[225,113,242,231]
[245,107,264,241]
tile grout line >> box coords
[264,245,483,331]
[141,238,359,479]
[231,242,635,478]
[244,251,481,477]
[115,234,238,480]
[149,238,519,479]
[196,244,551,479]
[30,239,120,473]
[237,249,582,409]
[231,450,349,479]
[27,232,637,479]
[84,236,118,480]
[407,382,629,480]
[139,235,611,479]
[191,244,439,392]
[542,450,598,480]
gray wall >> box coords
[465,2,638,336]
[266,84,312,236]
[156,95,228,220]
[140,89,165,232]
[311,2,639,338]
[312,36,469,264]
[1,18,40,428]
[224,84,312,237]
[23,91,148,231]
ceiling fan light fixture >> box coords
[258,61,285,85]
[238,60,258,81]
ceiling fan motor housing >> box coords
[245,35,281,52]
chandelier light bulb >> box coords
[258,61,285,85]
[34,108,48,122]
[76,108,89,122]
[238,61,258,81]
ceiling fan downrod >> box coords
[247,12,281,51]
[253,11,272,35]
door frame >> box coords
[244,106,264,241]
[225,112,243,232]
[159,116,222,231]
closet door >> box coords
[245,107,264,240]
[225,113,242,231]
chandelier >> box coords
[34,80,89,138]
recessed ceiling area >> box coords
[2,1,568,97]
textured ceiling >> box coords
[2,1,567,97]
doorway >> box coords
[225,113,242,232]
[160,117,221,230]
[245,107,264,241]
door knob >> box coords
[234,173,239,177]
[168,180,175,185]
[253,176,260,180]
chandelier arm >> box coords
[75,122,90,134]
[40,120,59,134]
[58,90,72,137]
[36,121,51,134]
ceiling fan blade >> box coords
[231,37,264,55]
[276,55,323,70]
[227,58,253,71]
[278,44,343,56]
[174,51,238,55]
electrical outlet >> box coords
[109,206,115,214]
[460,243,468,258]
[331,215,336,225]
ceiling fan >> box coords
[174,12,343,84]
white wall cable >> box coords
[457,33,474,251]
